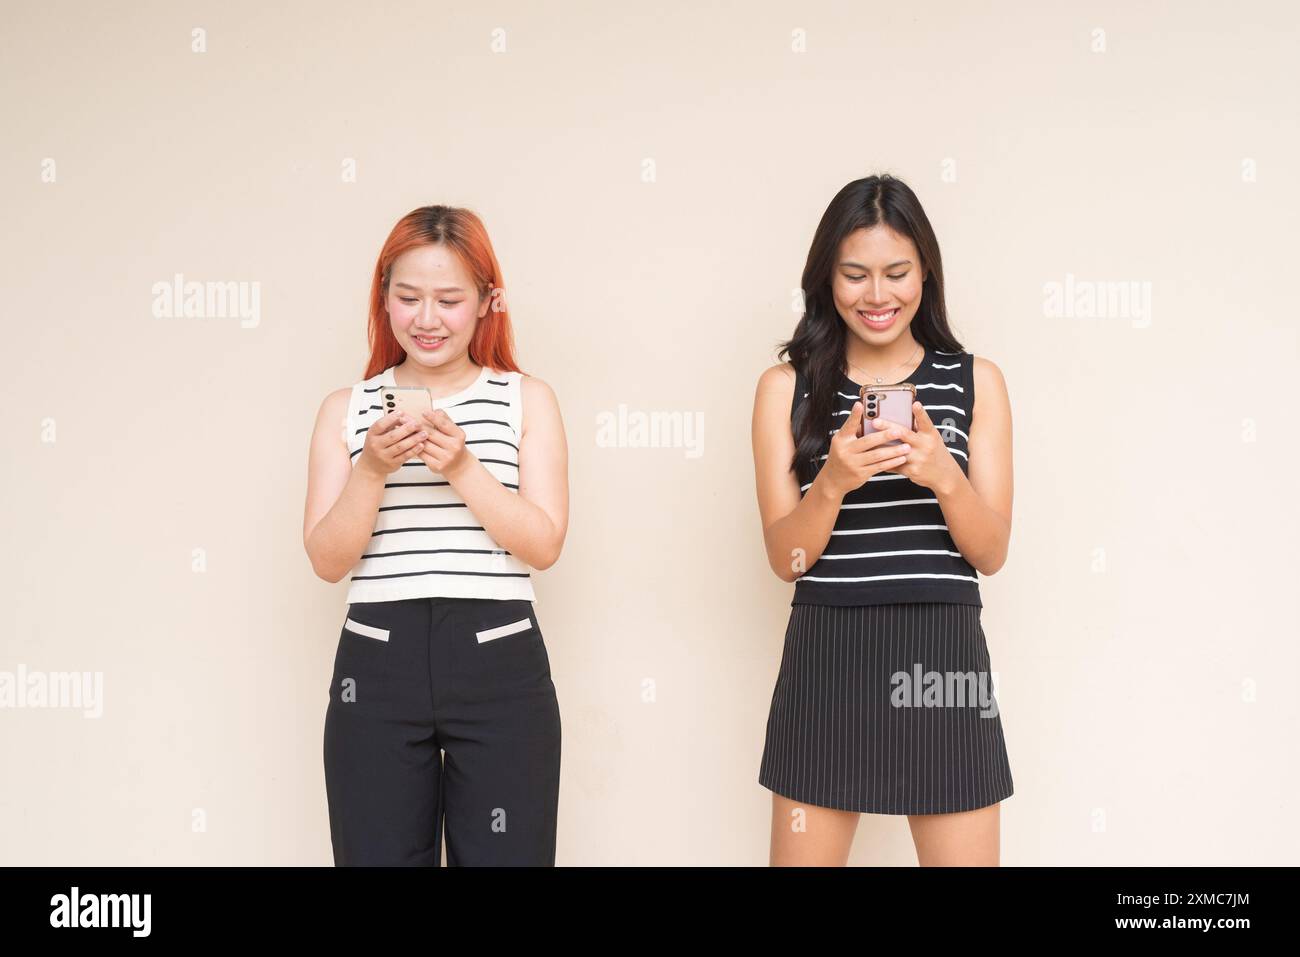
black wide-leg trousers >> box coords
[323,596,561,865]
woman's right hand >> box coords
[820,401,911,498]
[356,412,428,480]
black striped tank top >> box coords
[790,344,982,608]
[341,363,535,604]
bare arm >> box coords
[752,364,843,582]
[302,388,390,583]
[932,357,1014,575]
[438,375,569,570]
[752,364,907,583]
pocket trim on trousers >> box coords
[344,617,390,642]
[475,616,533,643]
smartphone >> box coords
[856,383,916,445]
[380,385,433,419]
[378,386,433,459]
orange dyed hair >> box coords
[361,205,524,379]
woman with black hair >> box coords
[752,174,1014,866]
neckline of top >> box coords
[842,343,931,391]
[382,362,493,407]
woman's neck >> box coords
[845,334,922,379]
[393,354,481,396]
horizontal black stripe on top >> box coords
[359,547,507,560]
[349,568,532,582]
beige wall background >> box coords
[2,0,1296,865]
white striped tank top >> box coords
[342,363,536,604]
[790,345,982,608]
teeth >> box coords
[861,309,898,320]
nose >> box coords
[414,301,442,330]
[864,276,890,305]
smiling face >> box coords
[831,225,927,348]
[384,243,490,368]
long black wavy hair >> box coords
[778,174,965,488]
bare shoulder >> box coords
[972,355,1008,398]
[756,361,796,397]
[519,371,558,407]
[311,386,354,452]
[322,385,351,409]
[317,386,352,425]
[517,372,561,440]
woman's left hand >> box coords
[870,401,964,494]
[416,408,474,479]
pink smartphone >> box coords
[856,383,915,445]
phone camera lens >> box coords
[866,410,876,418]
[866,393,877,401]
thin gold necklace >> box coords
[848,342,922,385]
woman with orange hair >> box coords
[303,205,568,866]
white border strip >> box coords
[344,618,390,642]
[476,617,533,643]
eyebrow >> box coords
[393,282,464,293]
[840,259,912,270]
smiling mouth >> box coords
[414,334,447,344]
[858,308,899,322]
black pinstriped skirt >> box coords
[758,602,1014,815]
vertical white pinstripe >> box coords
[816,604,825,804]
[976,609,985,805]
[983,611,1013,798]
[826,608,837,806]
[808,605,815,797]
[873,603,882,812]
[975,607,994,801]
[906,604,914,813]
[972,608,984,807]
[962,604,975,809]
[797,606,808,801]
[776,607,794,792]
[894,605,904,816]
[897,604,905,814]
[920,604,927,813]
[925,605,936,814]
[839,607,847,805]
[797,605,809,798]
[949,604,962,809]
[908,603,917,811]
[826,600,837,806]
[887,604,896,813]
[855,603,862,805]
